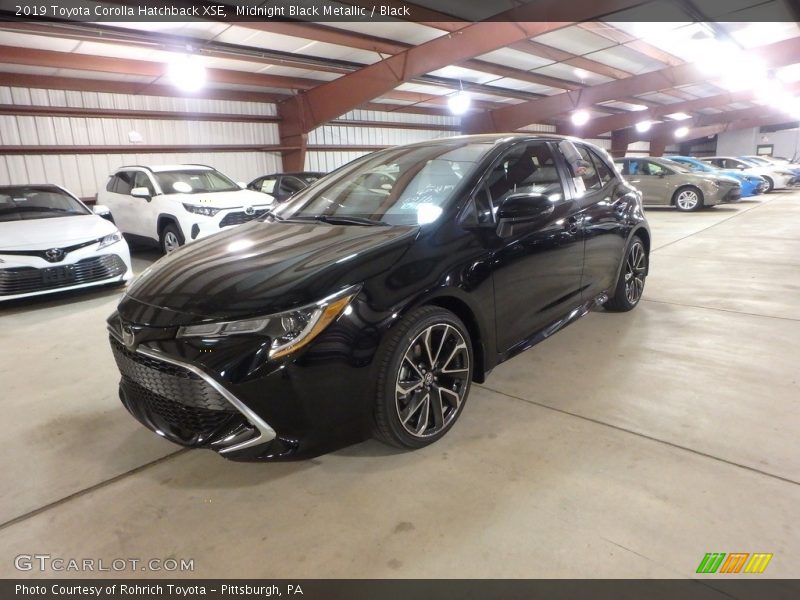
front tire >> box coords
[604,235,647,312]
[763,176,775,193]
[673,186,704,212]
[159,223,184,255]
[373,306,473,449]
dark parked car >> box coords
[248,171,325,202]
[107,135,650,461]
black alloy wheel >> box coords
[605,236,647,312]
[374,306,473,448]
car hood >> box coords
[121,219,419,323]
[164,189,275,208]
[0,214,117,250]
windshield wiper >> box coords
[283,214,388,226]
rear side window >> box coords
[575,145,602,191]
[587,148,614,186]
[258,177,276,194]
[114,171,134,195]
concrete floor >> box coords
[1,192,798,578]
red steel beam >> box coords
[569,80,800,138]
[0,104,280,123]
[0,73,287,104]
[464,36,800,134]
[0,45,321,91]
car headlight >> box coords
[183,203,221,217]
[177,286,359,359]
[97,232,122,250]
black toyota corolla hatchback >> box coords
[108,134,650,460]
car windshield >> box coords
[272,142,494,226]
[675,160,712,173]
[0,187,90,222]
[154,169,240,194]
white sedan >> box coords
[0,185,132,302]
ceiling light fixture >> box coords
[674,127,690,138]
[571,110,591,126]
[167,53,206,93]
[635,120,652,133]
[447,90,471,115]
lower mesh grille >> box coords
[0,254,126,296]
[121,376,238,437]
[110,337,231,411]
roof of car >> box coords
[115,164,214,173]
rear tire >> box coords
[673,186,704,212]
[604,235,647,312]
[373,306,473,449]
[159,223,184,255]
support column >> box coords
[277,95,307,172]
[609,129,631,158]
[649,134,669,157]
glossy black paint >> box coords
[109,134,649,460]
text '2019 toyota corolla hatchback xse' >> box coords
[107,135,650,461]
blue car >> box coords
[667,156,767,197]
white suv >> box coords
[98,165,275,253]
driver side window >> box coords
[644,161,666,176]
[486,141,564,214]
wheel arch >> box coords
[157,213,183,237]
[671,184,703,206]
[423,295,488,384]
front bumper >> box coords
[107,296,381,460]
[720,184,742,203]
[181,206,273,242]
[0,242,132,301]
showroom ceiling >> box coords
[0,0,798,146]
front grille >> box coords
[219,210,269,228]
[0,254,126,296]
[121,376,238,438]
[110,337,231,411]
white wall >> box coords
[304,108,461,173]
[0,87,467,196]
[0,86,281,197]
[717,126,800,159]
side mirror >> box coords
[237,181,247,189]
[658,172,666,178]
[92,204,111,216]
[130,187,151,201]
[496,192,555,238]
[737,165,746,170]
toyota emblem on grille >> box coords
[121,324,136,349]
[244,206,255,216]
[44,248,65,263]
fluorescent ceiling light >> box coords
[167,54,206,92]
[635,120,652,133]
[674,127,689,138]
[570,110,591,126]
[667,112,692,121]
[573,68,589,80]
[447,91,471,115]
